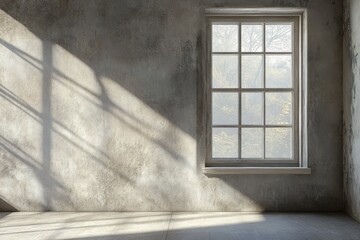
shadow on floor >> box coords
[49,216,360,240]
[0,213,360,240]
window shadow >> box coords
[0,0,200,210]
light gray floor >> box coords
[0,212,359,240]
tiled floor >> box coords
[0,212,359,240]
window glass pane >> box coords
[241,128,263,158]
[241,92,263,125]
[212,93,238,125]
[212,55,238,88]
[266,55,292,88]
[265,128,292,158]
[212,128,238,158]
[266,92,292,125]
[265,24,292,52]
[241,55,264,88]
[241,24,263,52]
[212,24,238,52]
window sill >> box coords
[203,167,311,175]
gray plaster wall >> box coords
[0,0,343,211]
[344,0,360,223]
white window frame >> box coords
[202,8,309,174]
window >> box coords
[204,9,308,171]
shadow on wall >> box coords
[0,197,17,212]
[0,0,199,210]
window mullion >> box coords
[263,22,266,159]
[238,22,242,159]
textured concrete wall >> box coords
[344,0,360,223]
[0,0,343,211]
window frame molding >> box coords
[201,8,309,173]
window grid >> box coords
[210,20,297,162]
